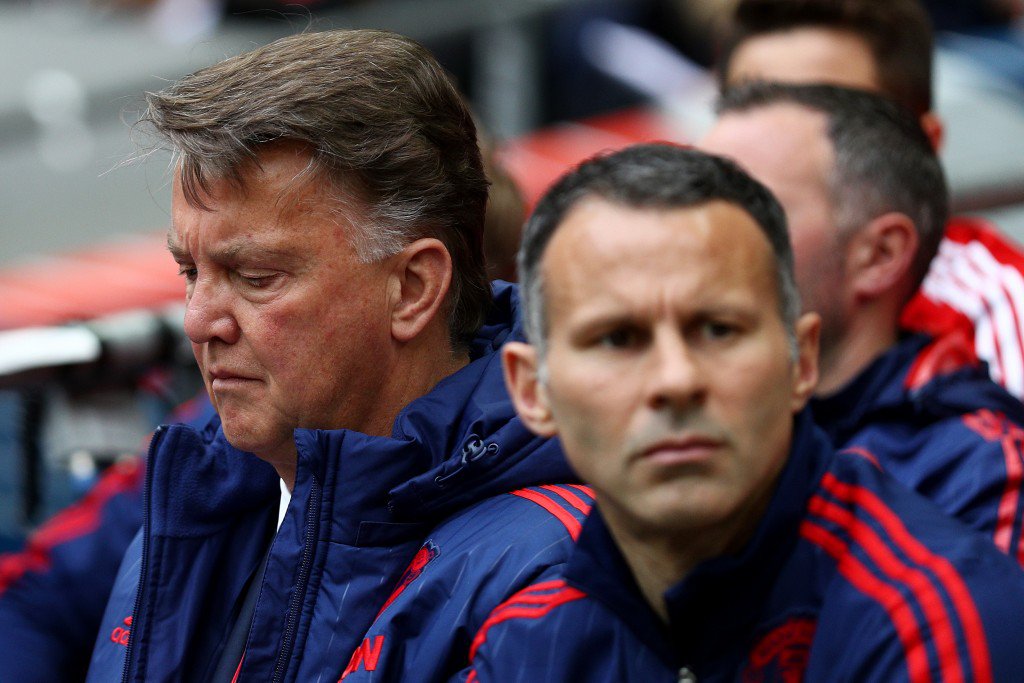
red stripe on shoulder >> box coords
[821,473,994,683]
[539,485,593,515]
[994,433,1024,563]
[469,580,586,661]
[0,457,144,595]
[510,488,583,541]
[904,328,979,391]
[807,494,964,681]
[566,484,595,498]
[33,457,144,548]
[800,519,932,683]
[961,410,1024,563]
[839,446,882,470]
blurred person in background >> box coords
[0,396,214,682]
[717,0,942,144]
[702,82,1024,562]
[481,140,527,283]
[75,28,589,683]
[471,143,1024,681]
[715,0,1024,403]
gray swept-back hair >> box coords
[518,143,800,362]
[143,29,490,349]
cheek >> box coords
[546,381,629,480]
[245,305,310,383]
[721,357,796,458]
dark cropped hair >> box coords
[518,143,799,356]
[718,0,935,117]
[143,29,490,349]
[717,81,948,292]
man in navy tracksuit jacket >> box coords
[490,144,1024,681]
[81,29,591,683]
[467,412,1024,682]
[702,82,1024,564]
[811,332,1024,563]
[85,283,590,682]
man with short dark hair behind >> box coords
[468,142,1024,681]
[715,0,1024,403]
[83,29,591,682]
[701,82,1024,563]
[717,0,941,144]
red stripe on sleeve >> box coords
[0,458,143,595]
[539,485,592,515]
[821,473,994,683]
[800,520,933,683]
[510,489,583,541]
[994,434,1024,563]
[566,484,595,499]
[808,495,964,682]
[469,583,585,661]
[839,446,882,470]
[480,580,577,627]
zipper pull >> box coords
[678,666,697,683]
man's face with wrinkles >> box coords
[167,143,394,469]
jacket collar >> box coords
[811,333,1023,445]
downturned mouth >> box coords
[637,434,725,464]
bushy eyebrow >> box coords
[165,229,302,267]
[166,230,189,262]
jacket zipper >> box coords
[270,476,322,683]
[121,425,166,683]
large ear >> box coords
[389,238,453,343]
[502,341,558,437]
[844,212,918,300]
[791,312,821,411]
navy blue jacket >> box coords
[85,282,589,682]
[0,396,214,683]
[467,412,1024,682]
[812,333,1024,563]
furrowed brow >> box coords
[166,231,190,262]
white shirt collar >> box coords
[277,479,291,531]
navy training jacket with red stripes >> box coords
[83,282,593,682]
[467,411,1024,682]
[811,332,1024,565]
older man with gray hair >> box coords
[83,29,589,683]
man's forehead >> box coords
[727,27,881,93]
[704,103,828,155]
[701,106,832,197]
[542,198,775,301]
[165,224,305,262]
[170,142,332,215]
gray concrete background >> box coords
[3,2,1024,268]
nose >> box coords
[646,328,704,411]
[183,274,241,345]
